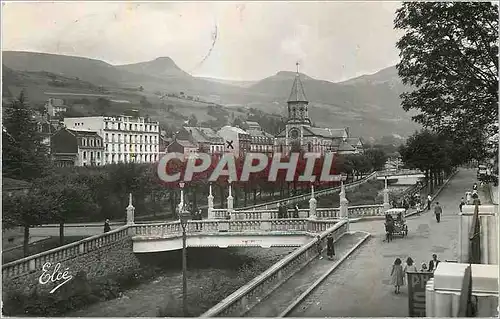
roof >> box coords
[288,73,308,103]
[2,177,32,191]
[183,126,223,143]
[176,139,198,148]
[304,127,347,138]
[346,137,362,146]
[67,129,101,137]
[337,142,356,151]
[220,125,248,135]
[247,129,274,139]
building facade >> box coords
[275,64,363,155]
[245,121,274,156]
[63,115,160,164]
[51,128,105,167]
[217,126,251,158]
[166,139,198,156]
[45,98,67,117]
[176,126,225,155]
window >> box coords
[112,134,115,142]
[118,123,121,130]
[135,124,138,131]
[83,151,87,159]
[118,134,121,143]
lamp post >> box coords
[179,209,190,317]
[179,182,185,215]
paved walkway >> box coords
[288,168,475,317]
[244,232,368,317]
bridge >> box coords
[3,168,440,317]
[376,168,425,181]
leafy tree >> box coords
[2,91,49,181]
[399,130,454,192]
[3,191,55,256]
[187,114,198,126]
[364,148,388,171]
[395,2,498,159]
[37,178,99,245]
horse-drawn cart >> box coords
[384,208,408,241]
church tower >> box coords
[285,62,311,150]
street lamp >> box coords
[179,209,190,317]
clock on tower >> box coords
[289,128,299,140]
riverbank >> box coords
[66,247,295,317]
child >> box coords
[390,258,404,294]
[420,262,428,272]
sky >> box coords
[2,1,404,82]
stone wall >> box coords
[2,235,141,306]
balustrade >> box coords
[2,226,130,279]
[201,220,348,317]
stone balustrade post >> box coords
[126,193,135,225]
[260,210,271,231]
[207,183,215,219]
[339,181,349,231]
[309,184,317,219]
[227,181,234,219]
[383,176,391,212]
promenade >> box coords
[287,169,474,317]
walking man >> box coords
[427,194,432,211]
[104,218,111,233]
[293,204,299,218]
[326,233,335,260]
[428,254,441,272]
[316,235,323,260]
[434,202,443,223]
[459,197,465,212]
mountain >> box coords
[1,50,420,138]
[116,57,191,79]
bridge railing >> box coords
[200,220,349,317]
[210,204,384,221]
[132,218,341,236]
[234,171,378,211]
[2,225,130,279]
[377,169,423,177]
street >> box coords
[288,169,473,317]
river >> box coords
[67,246,295,317]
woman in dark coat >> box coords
[326,234,335,260]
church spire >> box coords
[288,62,308,103]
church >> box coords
[275,63,364,155]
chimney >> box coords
[345,127,350,137]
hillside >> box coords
[1,50,420,138]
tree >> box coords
[364,148,388,171]
[399,130,455,192]
[37,178,99,245]
[2,91,49,181]
[395,2,498,159]
[187,114,198,126]
[3,190,55,256]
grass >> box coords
[2,236,88,264]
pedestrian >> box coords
[293,204,299,218]
[326,233,335,260]
[283,205,289,219]
[428,254,440,272]
[459,197,465,212]
[427,194,432,211]
[473,183,478,191]
[404,257,418,274]
[316,235,323,259]
[390,258,405,294]
[104,218,111,233]
[434,202,443,223]
[420,262,428,272]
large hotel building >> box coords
[63,115,160,164]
